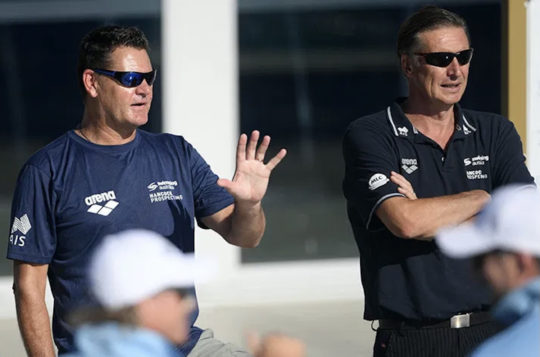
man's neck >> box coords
[401,98,456,150]
[78,111,137,146]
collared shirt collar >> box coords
[386,98,477,142]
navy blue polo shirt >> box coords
[7,129,234,354]
[342,100,535,321]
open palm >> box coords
[217,131,286,204]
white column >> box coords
[161,0,240,280]
[527,0,540,180]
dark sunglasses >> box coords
[415,48,474,67]
[170,287,195,298]
[92,68,157,87]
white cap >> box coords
[436,185,540,258]
[89,229,215,309]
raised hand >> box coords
[390,171,417,200]
[217,130,287,205]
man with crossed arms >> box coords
[343,6,535,356]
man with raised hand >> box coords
[8,25,285,357]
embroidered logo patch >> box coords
[397,126,409,136]
[401,158,418,174]
[368,173,389,191]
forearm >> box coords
[378,189,490,240]
[226,201,266,248]
[15,290,55,357]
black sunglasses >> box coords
[415,48,474,68]
[92,69,157,87]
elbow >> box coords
[225,233,262,248]
[240,239,261,249]
[387,215,423,239]
[389,225,416,239]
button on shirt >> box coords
[342,100,535,321]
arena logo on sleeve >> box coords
[10,214,31,247]
[85,190,119,216]
[368,173,389,191]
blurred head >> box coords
[397,6,472,109]
[472,250,540,299]
[437,185,540,298]
[88,229,214,344]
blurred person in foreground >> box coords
[66,229,306,357]
[65,229,205,357]
[342,5,535,356]
[437,185,540,357]
[7,25,286,357]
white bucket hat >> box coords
[89,229,214,309]
[436,184,540,258]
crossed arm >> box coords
[201,130,286,248]
[376,171,490,240]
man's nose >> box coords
[446,57,461,76]
[135,79,152,96]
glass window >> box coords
[239,2,502,263]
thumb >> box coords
[217,178,233,189]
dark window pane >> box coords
[239,3,501,263]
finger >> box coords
[246,130,260,160]
[236,133,248,162]
[390,176,411,190]
[390,171,413,190]
[397,186,417,200]
[391,174,415,198]
[266,148,287,171]
[217,178,233,191]
[256,135,270,161]
[390,172,406,186]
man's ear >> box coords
[400,54,414,78]
[82,69,99,98]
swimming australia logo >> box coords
[464,155,489,167]
[466,170,488,180]
[401,158,418,174]
[368,173,389,191]
[147,180,183,203]
[85,190,119,216]
[10,214,31,247]
[397,126,409,136]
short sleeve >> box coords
[492,119,535,187]
[342,120,404,231]
[187,144,234,223]
[7,164,57,264]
